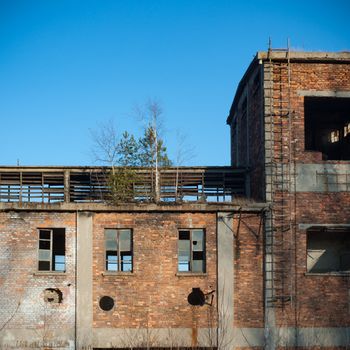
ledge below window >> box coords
[33,271,66,276]
[305,272,350,276]
[176,272,207,277]
[102,271,134,277]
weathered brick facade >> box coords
[228,50,350,348]
[1,50,350,350]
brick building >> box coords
[227,49,350,348]
[0,50,350,350]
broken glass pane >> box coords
[39,261,50,271]
[192,229,204,251]
[39,240,50,250]
[40,230,51,240]
[179,230,190,240]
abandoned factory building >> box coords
[1,50,350,350]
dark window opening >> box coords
[105,229,133,272]
[99,296,114,311]
[38,228,65,272]
[178,229,205,273]
[307,227,350,273]
[304,97,350,160]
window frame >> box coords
[37,228,66,273]
[177,228,206,274]
[306,227,350,275]
[104,228,133,273]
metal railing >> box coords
[0,166,247,204]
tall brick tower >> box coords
[227,49,350,348]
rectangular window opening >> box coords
[307,227,350,273]
[304,97,350,160]
[105,229,133,272]
[38,228,66,272]
[178,229,205,273]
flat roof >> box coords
[257,50,350,62]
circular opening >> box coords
[187,288,205,306]
[99,296,114,311]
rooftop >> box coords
[0,165,249,206]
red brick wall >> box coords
[289,62,350,163]
[0,211,76,338]
[294,192,350,327]
[266,60,350,328]
[229,65,265,201]
[92,212,217,329]
[233,213,264,328]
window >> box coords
[105,229,132,272]
[307,227,350,273]
[344,122,350,137]
[304,97,350,160]
[178,229,205,273]
[330,130,340,143]
[38,228,65,272]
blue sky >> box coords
[1,0,349,166]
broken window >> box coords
[307,227,350,273]
[105,229,132,272]
[304,97,350,160]
[38,228,65,272]
[178,229,205,273]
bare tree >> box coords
[133,99,171,201]
[174,130,196,201]
[90,100,172,203]
[90,119,120,167]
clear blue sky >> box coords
[1,0,349,166]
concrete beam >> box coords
[76,212,93,349]
[297,90,350,97]
[295,163,350,192]
[217,212,234,350]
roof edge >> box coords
[226,50,350,125]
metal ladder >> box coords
[264,46,293,308]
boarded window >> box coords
[178,229,205,273]
[307,227,350,273]
[38,228,65,272]
[105,229,132,272]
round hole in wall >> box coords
[187,288,205,306]
[99,296,114,311]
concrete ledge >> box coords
[258,51,350,62]
[297,90,350,97]
[0,328,74,349]
[296,163,350,192]
[0,201,267,213]
[2,327,349,348]
[278,327,350,347]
